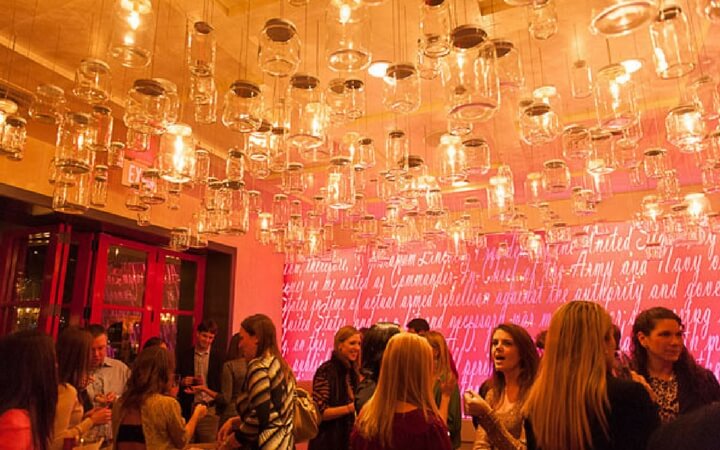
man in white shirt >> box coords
[85,324,131,445]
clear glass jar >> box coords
[689,75,720,120]
[187,21,216,76]
[326,1,371,72]
[493,39,523,91]
[109,0,154,68]
[570,59,592,98]
[226,146,245,184]
[53,172,90,214]
[656,169,680,204]
[586,127,616,175]
[28,85,65,124]
[590,0,658,36]
[90,165,109,207]
[643,147,668,178]
[440,26,498,122]
[649,5,696,79]
[272,193,290,229]
[571,187,596,216]
[248,156,270,179]
[562,124,592,160]
[248,120,272,162]
[344,79,364,119]
[416,39,440,80]
[73,58,112,104]
[702,0,720,22]
[355,137,376,170]
[166,182,182,210]
[542,159,570,193]
[153,78,179,124]
[108,141,125,169]
[139,168,167,205]
[194,147,210,184]
[286,74,327,151]
[90,105,114,152]
[259,18,301,77]
[222,182,249,235]
[487,175,514,220]
[701,164,720,193]
[158,123,195,183]
[327,78,349,124]
[529,0,558,40]
[247,189,262,214]
[222,80,263,133]
[327,164,355,210]
[282,162,306,194]
[0,115,27,158]
[190,74,218,124]
[189,212,210,248]
[524,172,544,206]
[419,0,451,58]
[519,101,561,145]
[594,63,639,131]
[168,227,190,251]
[55,112,93,174]
[463,136,491,175]
[437,134,467,184]
[124,79,171,135]
[125,182,149,212]
[383,64,421,114]
[269,126,288,172]
[385,130,409,176]
[665,104,705,151]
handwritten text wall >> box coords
[282,222,720,391]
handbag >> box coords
[293,387,321,442]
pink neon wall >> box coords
[282,222,720,391]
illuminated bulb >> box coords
[368,60,390,78]
[684,192,709,220]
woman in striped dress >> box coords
[217,314,295,450]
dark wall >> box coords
[203,249,234,356]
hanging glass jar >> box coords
[416,39,440,80]
[108,141,125,169]
[345,79,365,120]
[222,80,263,133]
[187,21,216,76]
[73,58,112,104]
[259,18,301,77]
[385,129,409,176]
[643,147,668,179]
[383,64,421,114]
[226,145,246,184]
[487,174,514,221]
[529,0,559,40]
[562,124,592,160]
[124,79,171,135]
[448,116,473,136]
[437,134,467,184]
[656,169,680,204]
[542,159,571,193]
[53,172,90,214]
[0,115,27,159]
[327,78,349,124]
[248,156,271,179]
[419,0,452,58]
[256,211,274,244]
[286,200,305,247]
[125,182,148,212]
[166,182,182,210]
[190,74,218,124]
[649,5,696,79]
[189,212,210,248]
[326,0,371,72]
[570,59,592,99]
[272,193,290,230]
[327,164,355,210]
[590,0,658,36]
[286,74,327,151]
[194,147,210,184]
[689,75,719,120]
[493,39,523,91]
[282,162,306,194]
[586,127,616,175]
[139,168,167,205]
[701,163,720,194]
[701,0,720,22]
[269,126,288,172]
[571,186,596,216]
[524,172,544,207]
[168,227,190,251]
[355,137,376,170]
[222,182,249,235]
[157,123,196,183]
[90,165,109,207]
[331,131,359,166]
[90,105,113,152]
[594,63,639,131]
[518,100,561,145]
[248,120,272,162]
[440,26,499,122]
[109,0,154,68]
[247,189,262,214]
[462,136,491,175]
[56,112,93,174]
[28,85,65,124]
[665,104,705,151]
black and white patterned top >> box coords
[648,374,680,424]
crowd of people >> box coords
[0,303,719,450]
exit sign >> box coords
[121,160,149,187]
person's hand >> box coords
[88,407,112,425]
[217,417,239,442]
[182,376,194,387]
[463,390,492,417]
[184,384,208,395]
[193,403,208,420]
[105,392,117,403]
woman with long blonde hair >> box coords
[351,333,451,450]
[523,301,659,450]
[424,331,461,448]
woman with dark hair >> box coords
[0,330,58,450]
[632,306,720,423]
[142,336,167,350]
[217,314,295,450]
[308,325,361,450]
[52,327,111,449]
[111,346,207,449]
[465,323,539,449]
[219,333,247,426]
[355,322,401,412]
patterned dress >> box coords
[647,375,680,424]
[233,354,295,450]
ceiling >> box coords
[1,0,718,230]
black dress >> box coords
[308,352,359,450]
[526,376,660,450]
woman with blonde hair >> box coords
[350,333,451,450]
[308,325,361,450]
[523,301,659,450]
[423,331,461,449]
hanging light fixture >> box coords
[73,59,112,104]
[529,0,559,40]
[326,0,371,71]
[383,64,421,114]
[649,5,696,79]
[187,20,216,76]
[665,104,706,152]
[493,39,524,91]
[586,127,617,175]
[157,123,196,184]
[259,18,301,77]
[570,59,592,99]
[419,0,452,58]
[109,0,154,68]
[642,147,668,178]
[28,85,65,124]
[437,134,467,184]
[286,74,328,154]
[222,80,264,133]
[562,124,592,160]
[590,0,658,36]
[594,63,639,131]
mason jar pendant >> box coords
[109,0,154,68]
[665,104,705,152]
[590,0,658,36]
[570,59,592,99]
[90,105,114,152]
[462,136,491,175]
[689,75,720,120]
[124,79,171,135]
[55,112,93,174]
[529,0,559,40]
[73,58,112,104]
[327,164,356,210]
[643,147,668,179]
[649,5,696,79]
[385,130,409,176]
[586,127,617,175]
[326,0,371,72]
[139,168,167,205]
[187,21,216,76]
[286,74,327,151]
[90,165,109,207]
[383,63,421,114]
[158,123,196,183]
[53,172,90,214]
[222,80,263,133]
[440,26,499,122]
[594,63,639,131]
[437,134,467,184]
[493,39,523,91]
[28,85,65,124]
[519,101,561,145]
[222,183,249,235]
[259,18,301,77]
[542,159,571,193]
[562,124,592,160]
[419,0,452,58]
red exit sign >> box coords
[121,160,149,187]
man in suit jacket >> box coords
[177,319,226,442]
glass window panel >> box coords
[159,312,194,355]
[61,244,79,306]
[104,245,147,307]
[163,256,197,311]
[102,308,142,365]
[6,305,40,331]
[13,232,50,303]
